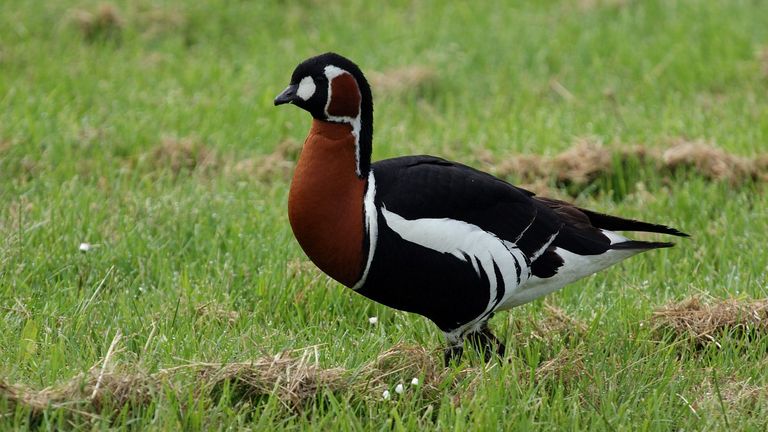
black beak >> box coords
[274,84,298,106]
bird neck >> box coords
[287,119,369,287]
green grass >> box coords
[1,0,768,429]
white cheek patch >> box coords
[296,76,316,100]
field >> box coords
[2,0,768,429]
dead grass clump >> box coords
[196,302,239,326]
[652,297,768,346]
[229,139,301,182]
[137,7,186,40]
[479,139,768,196]
[70,4,123,42]
[475,149,569,198]
[689,374,767,417]
[0,138,12,155]
[196,344,451,410]
[0,369,162,422]
[198,349,347,411]
[551,138,613,185]
[662,140,760,182]
[1,342,594,422]
[370,66,437,96]
[510,302,589,344]
[476,139,614,188]
[535,303,589,340]
[758,46,768,79]
[366,344,444,390]
[150,136,218,176]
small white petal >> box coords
[411,378,419,386]
[395,384,404,394]
[368,316,378,325]
[382,390,391,400]
[79,242,91,252]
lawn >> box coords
[1,0,767,429]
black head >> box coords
[274,52,371,120]
[275,52,374,177]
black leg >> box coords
[467,325,506,362]
[443,344,463,366]
[442,319,506,366]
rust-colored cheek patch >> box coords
[327,73,361,118]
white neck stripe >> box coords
[352,171,378,290]
[323,66,364,177]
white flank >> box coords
[352,172,379,291]
[498,246,642,309]
[323,65,364,177]
[296,76,316,100]
[601,229,629,245]
[381,207,530,338]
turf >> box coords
[1,0,767,429]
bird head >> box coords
[274,52,370,124]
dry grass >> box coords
[124,137,301,180]
[533,346,588,386]
[123,136,768,189]
[652,297,768,346]
[0,344,443,420]
[228,139,302,182]
[758,46,768,79]
[147,136,218,176]
[68,3,188,43]
[0,138,12,155]
[69,4,123,42]
[195,302,240,326]
[369,66,437,96]
[687,373,767,418]
[196,349,349,411]
[510,302,589,344]
[137,7,187,40]
[366,344,449,396]
[661,139,763,183]
[0,368,162,421]
[478,139,768,193]
[1,339,588,421]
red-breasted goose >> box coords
[274,52,687,363]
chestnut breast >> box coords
[288,120,367,287]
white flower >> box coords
[368,316,378,325]
[382,389,391,400]
[395,384,404,394]
[79,242,92,252]
[411,378,419,386]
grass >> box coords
[1,0,767,429]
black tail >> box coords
[579,208,689,237]
[611,240,675,250]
